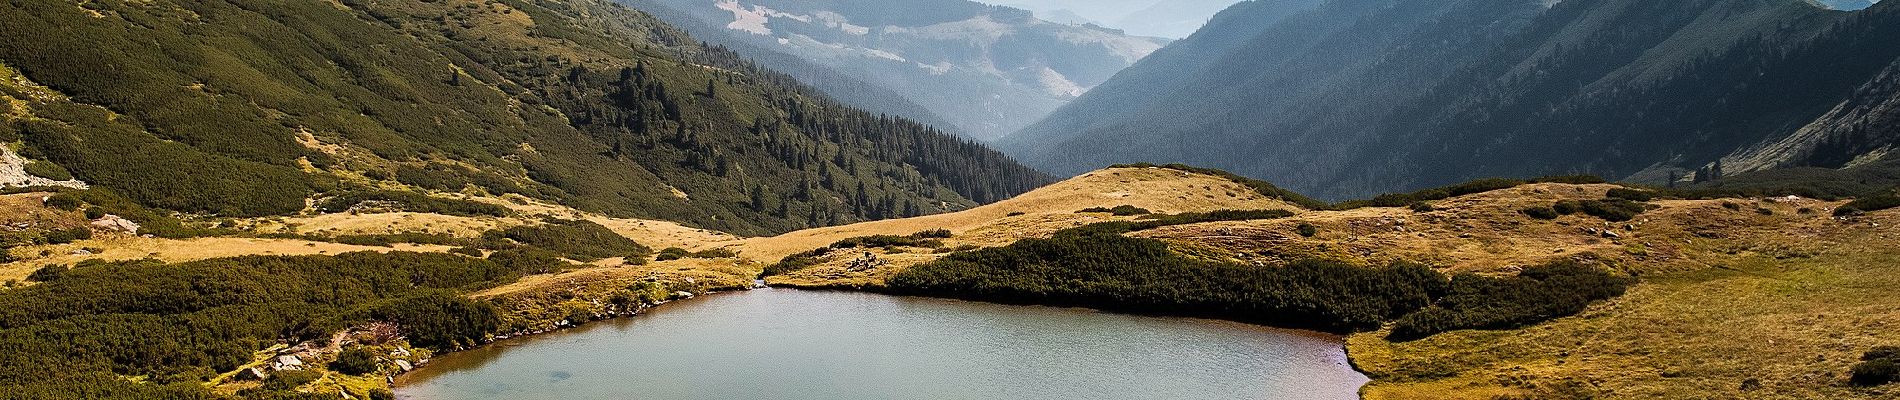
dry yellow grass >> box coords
[752,173,1898,399]
[737,166,1299,262]
[1349,208,1900,399]
[248,211,511,238]
[0,236,456,282]
[744,166,1301,287]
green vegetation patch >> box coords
[1078,205,1151,216]
[483,219,650,262]
[20,160,72,181]
[1387,261,1635,341]
[1136,209,1295,228]
[315,190,511,218]
[887,225,1446,332]
[0,252,547,398]
[1551,198,1651,222]
[1835,193,1900,217]
[654,247,737,261]
[1852,346,1900,387]
[890,225,1634,337]
[760,229,954,277]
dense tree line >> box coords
[887,224,1634,337]
[0,252,551,399]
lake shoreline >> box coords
[398,285,1370,399]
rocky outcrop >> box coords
[88,214,138,234]
[0,146,85,189]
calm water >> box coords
[396,289,1367,400]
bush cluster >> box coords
[1852,346,1900,386]
[1524,198,1652,222]
[759,230,957,277]
[1077,205,1151,216]
[315,190,510,217]
[886,225,1449,332]
[327,347,379,375]
[654,247,737,261]
[888,225,1635,338]
[482,219,651,262]
[0,252,541,397]
[1835,194,1900,217]
[1387,261,1635,340]
[1551,199,1650,222]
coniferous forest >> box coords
[0,0,1049,236]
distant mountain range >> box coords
[1002,0,1900,200]
[620,0,1171,140]
[987,0,1246,38]
[1819,0,1878,10]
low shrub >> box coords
[22,161,74,181]
[1136,209,1295,229]
[654,247,735,261]
[328,347,379,375]
[656,247,691,261]
[1296,223,1318,238]
[1078,205,1151,216]
[888,224,1449,333]
[1552,199,1649,222]
[760,247,831,277]
[1852,346,1900,387]
[315,190,510,217]
[26,264,67,282]
[42,227,91,245]
[483,219,650,262]
[911,229,953,239]
[1835,194,1900,217]
[1388,260,1634,340]
[1605,188,1656,202]
[1521,206,1560,220]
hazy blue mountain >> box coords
[1818,0,1877,10]
[989,0,1245,38]
[1002,0,1900,200]
[622,0,1171,140]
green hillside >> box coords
[0,0,1049,236]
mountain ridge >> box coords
[1002,0,1900,200]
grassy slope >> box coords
[0,0,1047,236]
[744,167,1308,287]
[5,164,1896,398]
[1348,210,1900,399]
[762,171,1900,398]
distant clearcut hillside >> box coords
[1003,0,1900,200]
[0,0,1050,236]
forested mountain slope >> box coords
[0,0,1049,236]
[620,0,1173,140]
[1003,0,1900,200]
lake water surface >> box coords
[395,288,1367,399]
